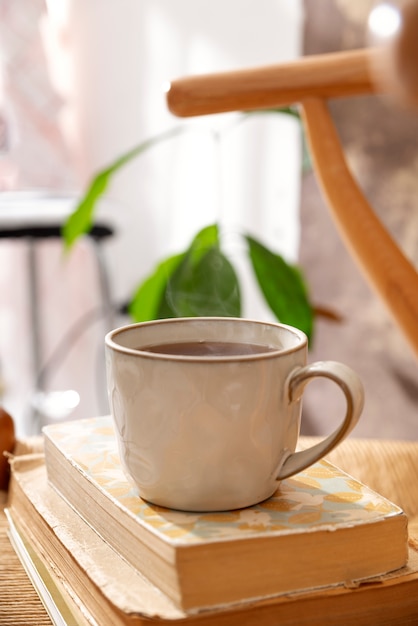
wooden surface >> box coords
[1,436,418,625]
[166,48,378,117]
[0,492,51,625]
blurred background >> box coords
[0,0,416,440]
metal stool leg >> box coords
[91,238,114,333]
[90,238,115,414]
[27,238,42,432]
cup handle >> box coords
[276,361,364,481]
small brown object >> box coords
[0,406,15,491]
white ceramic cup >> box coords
[105,317,364,512]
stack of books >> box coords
[6,415,418,625]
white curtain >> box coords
[43,0,304,312]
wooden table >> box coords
[1,436,418,625]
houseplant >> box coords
[62,110,333,344]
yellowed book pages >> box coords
[6,456,418,626]
[43,416,408,610]
[6,509,91,626]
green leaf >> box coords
[160,247,241,319]
[243,106,301,120]
[157,224,241,319]
[128,224,241,321]
[246,235,313,342]
[128,252,185,322]
[186,223,219,266]
[62,126,185,250]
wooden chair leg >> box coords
[301,98,418,358]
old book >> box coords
[6,457,183,626]
[43,416,409,611]
[6,455,418,626]
[5,508,90,626]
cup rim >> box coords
[105,317,307,362]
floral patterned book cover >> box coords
[43,416,405,547]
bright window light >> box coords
[368,3,402,39]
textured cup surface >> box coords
[106,317,363,511]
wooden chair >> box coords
[166,46,418,359]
